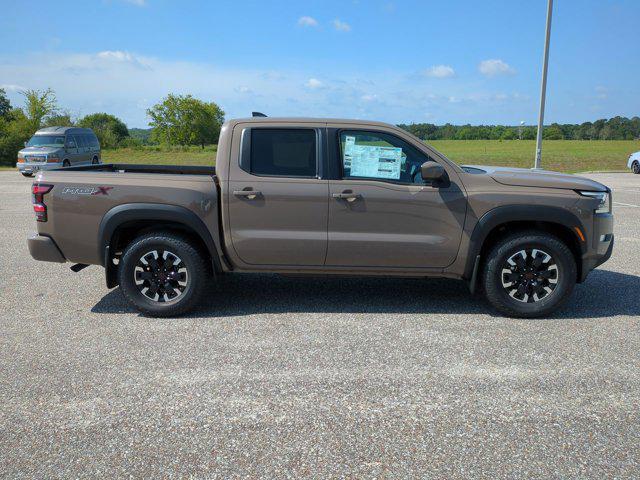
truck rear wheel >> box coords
[118,233,207,317]
[481,231,577,318]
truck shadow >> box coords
[92,269,640,319]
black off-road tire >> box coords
[482,231,577,318]
[62,160,70,167]
[21,172,33,177]
[632,161,640,174]
[92,156,100,165]
[118,233,208,317]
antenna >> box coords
[252,112,267,117]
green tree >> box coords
[77,112,129,148]
[147,94,225,147]
[0,109,32,166]
[0,88,11,119]
[21,88,57,131]
[43,111,74,127]
[542,124,564,140]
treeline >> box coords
[399,116,640,141]
[0,88,225,166]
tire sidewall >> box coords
[484,234,576,317]
[119,235,205,316]
[633,161,640,174]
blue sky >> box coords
[0,0,638,128]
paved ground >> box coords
[0,171,639,478]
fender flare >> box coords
[98,203,223,285]
[464,204,587,280]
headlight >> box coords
[578,190,611,214]
[17,152,24,160]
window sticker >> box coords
[343,135,356,169]
[348,144,403,180]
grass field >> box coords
[429,140,637,173]
[3,140,636,173]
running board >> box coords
[70,263,89,272]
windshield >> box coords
[26,135,66,147]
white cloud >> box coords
[333,19,351,32]
[94,50,151,70]
[305,78,324,89]
[0,50,552,127]
[478,59,516,77]
[97,50,136,62]
[297,16,318,27]
[0,84,27,92]
[595,85,608,99]
[424,65,455,78]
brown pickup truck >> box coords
[27,117,614,318]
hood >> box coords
[19,146,62,156]
[462,165,608,192]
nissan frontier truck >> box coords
[27,116,614,318]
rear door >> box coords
[74,134,90,164]
[325,128,466,268]
[64,135,81,165]
[226,125,329,266]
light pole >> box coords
[534,0,553,169]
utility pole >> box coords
[534,0,553,169]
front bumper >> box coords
[579,212,614,282]
[27,234,66,263]
[17,162,63,174]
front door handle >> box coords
[332,192,362,202]
[233,190,262,200]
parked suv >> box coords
[17,126,100,177]
[27,116,614,318]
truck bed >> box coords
[60,163,216,176]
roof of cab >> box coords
[225,117,397,129]
[34,126,94,135]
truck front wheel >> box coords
[118,233,207,317]
[482,232,577,318]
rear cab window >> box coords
[339,130,434,184]
[249,129,317,177]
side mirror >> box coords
[420,161,446,183]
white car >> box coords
[629,151,640,174]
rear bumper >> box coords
[579,212,614,282]
[27,234,66,263]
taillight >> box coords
[32,183,53,222]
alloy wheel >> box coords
[134,249,189,302]
[500,248,559,303]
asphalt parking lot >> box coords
[0,170,638,478]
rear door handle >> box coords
[233,190,262,200]
[332,192,362,202]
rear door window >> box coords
[74,134,86,148]
[250,129,316,177]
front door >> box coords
[227,127,329,266]
[326,129,466,268]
